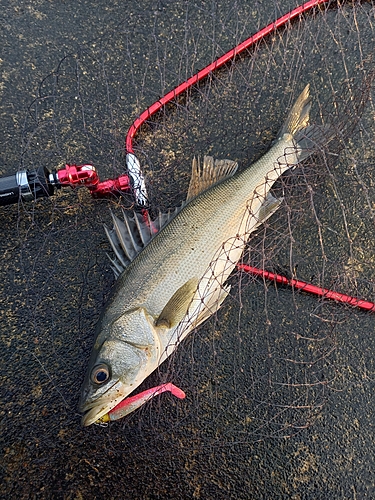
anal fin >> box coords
[190,283,231,330]
[257,192,283,225]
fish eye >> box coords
[91,364,110,385]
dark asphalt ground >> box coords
[1,1,375,499]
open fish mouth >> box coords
[96,383,187,424]
[82,380,187,426]
[80,380,128,426]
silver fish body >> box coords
[79,85,329,426]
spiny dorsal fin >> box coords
[105,154,238,278]
[106,252,125,279]
[104,223,131,271]
[186,155,238,202]
[105,205,185,279]
[105,209,152,278]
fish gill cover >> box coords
[1,0,375,498]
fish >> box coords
[79,84,331,426]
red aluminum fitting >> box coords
[54,164,131,198]
[90,174,131,198]
[57,164,99,188]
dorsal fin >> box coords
[105,155,238,278]
[105,210,151,278]
[186,155,238,202]
[105,206,184,278]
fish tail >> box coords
[278,84,312,139]
[278,84,333,163]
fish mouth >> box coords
[80,380,128,426]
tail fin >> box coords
[277,70,375,164]
[278,84,334,163]
[278,84,312,139]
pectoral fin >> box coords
[156,278,199,329]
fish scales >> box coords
[106,139,298,319]
[79,84,331,426]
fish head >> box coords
[79,307,161,426]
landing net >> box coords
[2,1,375,498]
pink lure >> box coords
[99,383,186,423]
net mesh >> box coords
[1,1,375,498]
